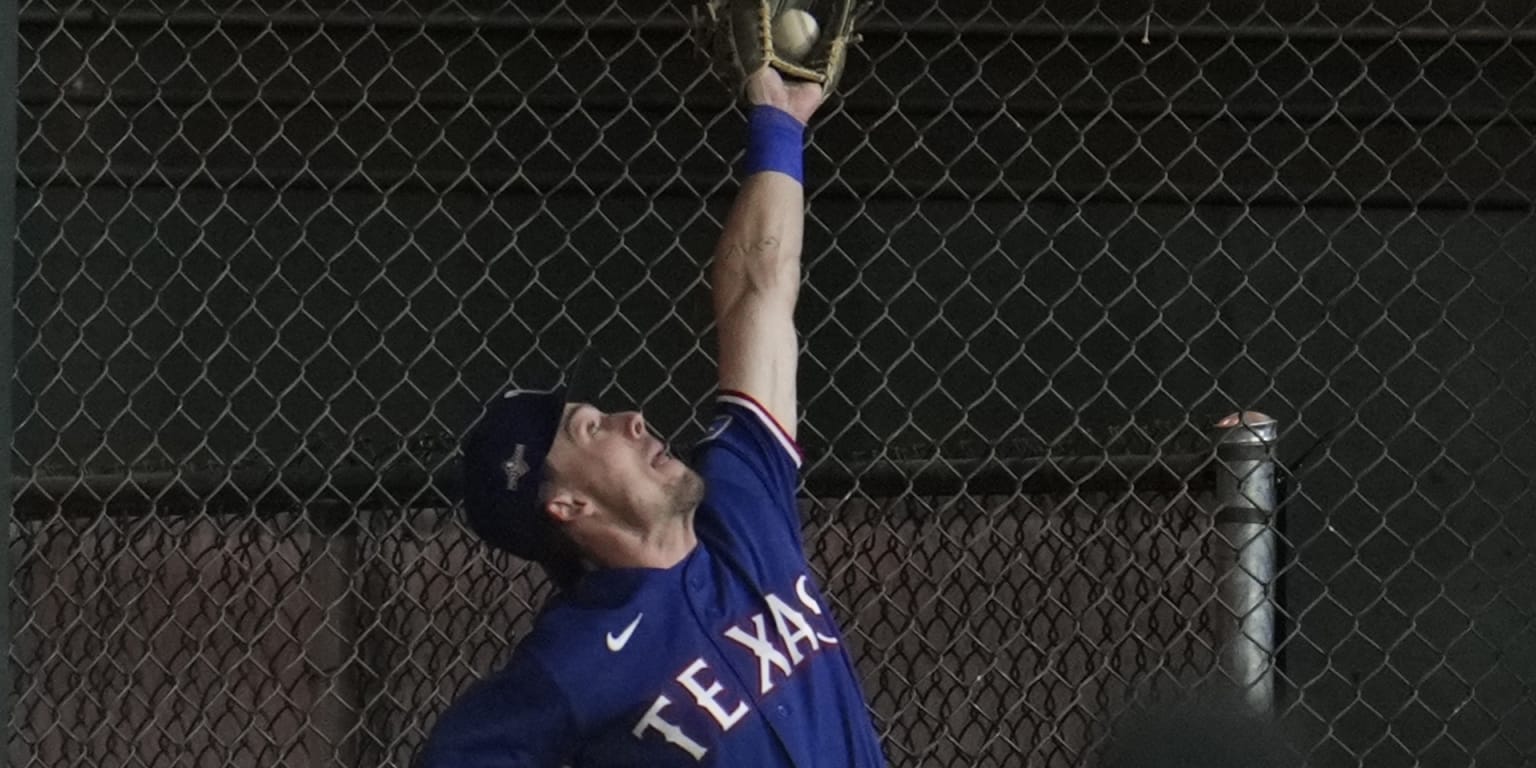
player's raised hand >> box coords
[745,66,824,126]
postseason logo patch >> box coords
[702,415,732,442]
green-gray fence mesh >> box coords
[10,1,1536,767]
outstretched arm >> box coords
[712,69,824,440]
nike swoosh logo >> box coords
[606,613,644,652]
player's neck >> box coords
[633,512,697,569]
[590,509,698,571]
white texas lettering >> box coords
[724,614,794,694]
[765,592,820,664]
[632,695,707,761]
[677,658,749,730]
[634,578,845,759]
[794,574,840,645]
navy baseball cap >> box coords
[461,352,609,578]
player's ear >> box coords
[540,447,590,523]
[544,487,591,523]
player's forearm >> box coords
[711,171,804,316]
[713,104,808,313]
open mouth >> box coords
[651,442,669,468]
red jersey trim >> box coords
[716,390,804,468]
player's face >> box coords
[544,403,704,528]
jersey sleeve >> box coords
[690,390,807,564]
[416,647,578,768]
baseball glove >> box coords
[697,0,864,96]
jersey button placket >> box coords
[685,558,727,618]
[684,558,725,629]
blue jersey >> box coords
[420,392,887,767]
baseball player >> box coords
[418,67,886,766]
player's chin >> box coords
[670,465,706,509]
[655,457,693,488]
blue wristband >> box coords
[741,105,805,184]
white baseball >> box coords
[773,9,820,62]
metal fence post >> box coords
[1213,411,1279,713]
[0,0,17,763]
[305,504,361,767]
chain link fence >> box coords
[10,1,1536,766]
